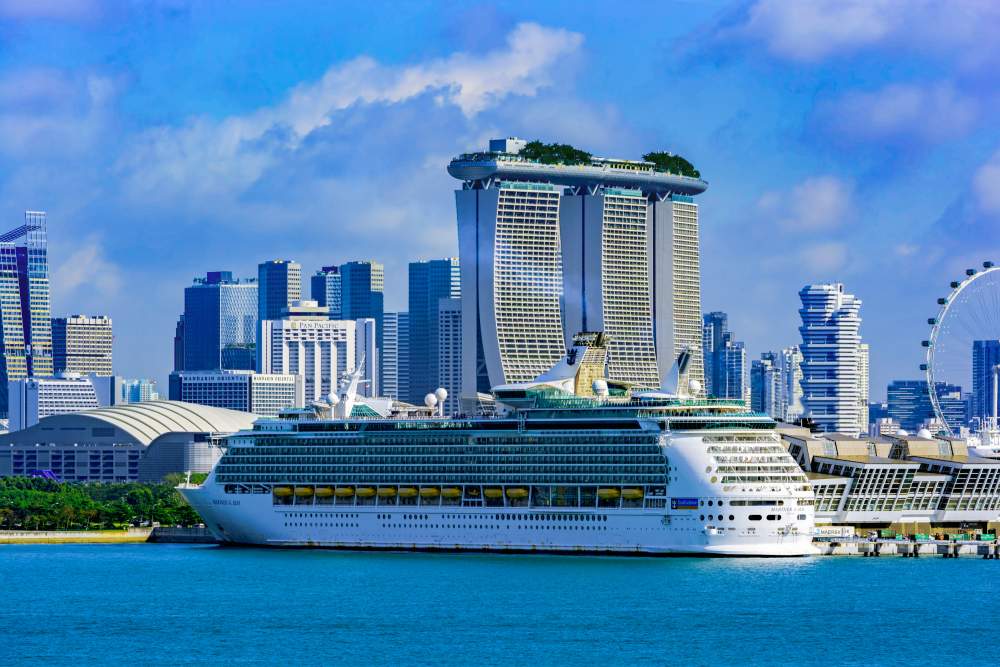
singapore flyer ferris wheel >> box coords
[922,261,1000,435]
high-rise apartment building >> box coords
[0,211,53,417]
[181,271,257,371]
[52,315,113,376]
[799,283,863,434]
[887,379,966,432]
[777,345,804,422]
[259,300,377,401]
[437,298,462,415]
[449,138,708,402]
[168,370,303,416]
[972,340,1000,421]
[407,259,460,403]
[857,342,870,430]
[382,312,409,400]
[310,265,342,318]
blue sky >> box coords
[2,0,999,398]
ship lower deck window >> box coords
[766,515,781,521]
[749,515,762,521]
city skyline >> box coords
[4,4,1000,398]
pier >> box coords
[815,538,1000,558]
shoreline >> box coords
[0,527,217,544]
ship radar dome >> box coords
[424,393,438,408]
[435,387,448,402]
[688,379,702,396]
[327,392,339,406]
[592,379,609,397]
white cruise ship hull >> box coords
[181,481,817,557]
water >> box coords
[2,545,997,666]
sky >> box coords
[2,0,1000,399]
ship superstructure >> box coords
[180,334,817,556]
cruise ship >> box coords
[180,334,817,556]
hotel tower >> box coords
[448,138,708,404]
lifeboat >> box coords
[398,487,418,498]
[597,488,621,500]
[484,488,503,499]
[442,488,461,498]
[377,487,397,498]
[315,487,334,498]
[505,488,528,499]
[356,487,375,498]
[273,486,293,497]
[294,487,314,497]
[622,488,644,500]
[420,488,440,498]
[334,487,354,498]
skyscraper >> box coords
[777,345,804,422]
[750,352,780,416]
[340,260,384,383]
[52,315,113,376]
[702,312,728,397]
[407,258,460,403]
[258,260,301,321]
[972,340,1000,421]
[258,260,301,371]
[437,298,462,415]
[382,312,409,400]
[0,211,52,418]
[701,312,746,401]
[173,316,185,371]
[182,271,257,371]
[887,379,966,432]
[799,283,863,434]
[449,138,708,403]
[310,266,342,318]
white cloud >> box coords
[116,22,583,204]
[725,0,893,62]
[51,239,122,300]
[799,241,849,273]
[720,0,1000,67]
[759,176,853,231]
[973,148,1000,214]
[819,82,978,144]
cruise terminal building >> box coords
[0,400,257,483]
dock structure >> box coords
[815,538,1000,558]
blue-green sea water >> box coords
[2,544,997,666]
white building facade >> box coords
[168,370,303,416]
[799,283,863,435]
[260,302,377,401]
[8,375,101,432]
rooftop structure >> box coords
[448,139,707,197]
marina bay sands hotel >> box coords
[448,138,709,406]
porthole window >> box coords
[707,500,713,507]
[700,515,705,521]
[729,515,734,521]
